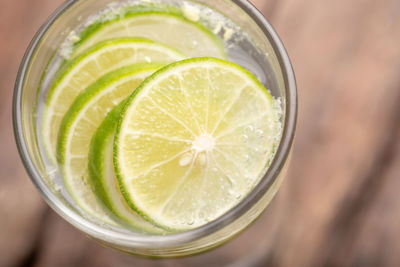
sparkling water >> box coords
[35,0,283,231]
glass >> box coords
[13,0,297,260]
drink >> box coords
[14,0,296,258]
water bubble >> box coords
[54,184,62,192]
[256,129,264,137]
[47,167,58,180]
[187,218,195,226]
[223,27,234,41]
[246,125,254,132]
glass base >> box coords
[107,186,286,266]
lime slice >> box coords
[114,58,282,231]
[58,63,164,223]
[42,38,184,163]
[88,101,163,232]
[71,6,225,59]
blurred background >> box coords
[1,0,400,266]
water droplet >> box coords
[242,134,249,142]
[236,194,242,199]
[212,167,218,173]
[244,154,249,161]
[246,125,254,132]
[256,129,264,136]
[54,184,62,192]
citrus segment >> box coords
[58,64,163,223]
[42,38,184,163]
[88,101,163,232]
[72,8,225,58]
[114,58,282,230]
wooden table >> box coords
[1,0,399,266]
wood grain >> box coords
[1,0,400,266]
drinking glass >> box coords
[13,0,297,262]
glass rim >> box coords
[13,0,297,249]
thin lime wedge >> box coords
[114,58,282,231]
[58,63,164,223]
[70,5,225,58]
[42,38,184,163]
[89,101,163,232]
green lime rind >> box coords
[70,4,226,59]
[57,63,164,220]
[88,100,163,233]
[42,37,185,163]
[76,4,181,48]
[35,50,57,115]
[88,100,125,216]
[45,38,185,106]
[57,62,165,164]
[113,57,276,232]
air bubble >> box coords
[54,184,62,192]
[213,21,223,34]
[246,125,254,132]
[47,167,58,180]
[182,3,200,22]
